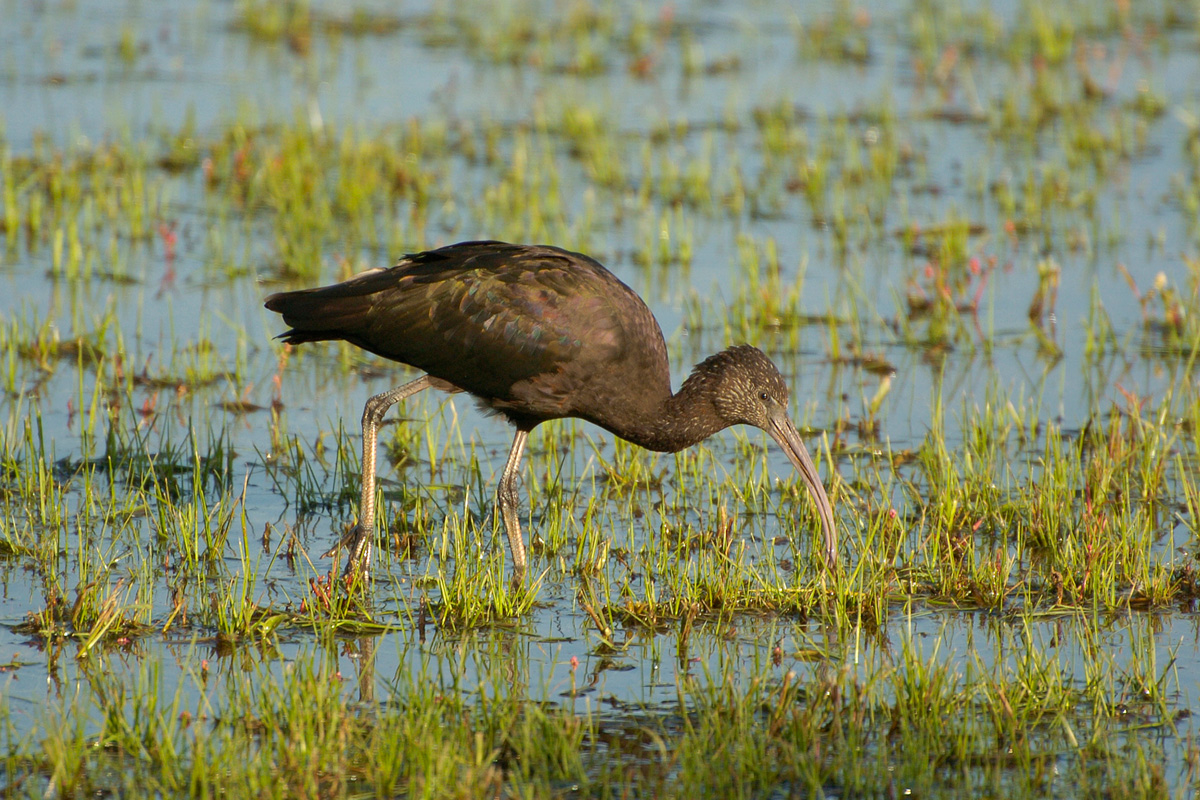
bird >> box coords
[264,240,837,579]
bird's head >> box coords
[699,345,791,428]
[691,344,838,567]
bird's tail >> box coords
[264,269,388,345]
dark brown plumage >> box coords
[265,240,837,578]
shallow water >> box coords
[1,0,1198,792]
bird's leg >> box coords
[331,374,435,579]
[496,428,530,573]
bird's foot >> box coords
[508,561,527,592]
[321,522,363,558]
[324,523,373,582]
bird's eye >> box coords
[759,391,770,402]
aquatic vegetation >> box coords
[0,0,1198,795]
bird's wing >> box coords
[355,244,639,406]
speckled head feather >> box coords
[686,345,790,428]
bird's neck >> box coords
[614,370,725,453]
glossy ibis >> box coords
[265,241,837,578]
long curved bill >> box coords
[767,407,838,567]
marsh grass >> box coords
[5,614,1190,798]
[2,0,1200,795]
